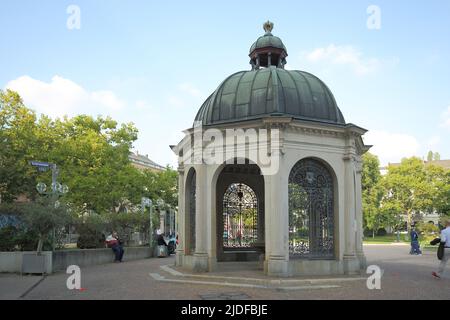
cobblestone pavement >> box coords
[1,245,448,300]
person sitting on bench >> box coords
[106,231,124,263]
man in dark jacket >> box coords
[410,226,422,255]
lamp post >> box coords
[156,199,165,236]
[32,162,69,250]
[141,197,153,248]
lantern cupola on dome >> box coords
[249,21,288,70]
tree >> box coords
[426,150,441,161]
[434,152,441,161]
[361,153,386,237]
[382,157,433,232]
[0,90,40,203]
[425,164,450,217]
[0,198,72,253]
[142,168,179,209]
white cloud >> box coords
[304,44,383,75]
[91,90,124,110]
[363,130,420,165]
[441,105,450,128]
[5,75,125,118]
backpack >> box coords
[437,242,445,261]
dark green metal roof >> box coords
[194,67,345,126]
[249,32,287,54]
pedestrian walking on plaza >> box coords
[156,229,168,257]
[106,231,125,263]
[409,226,422,255]
[432,220,450,279]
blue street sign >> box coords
[30,161,51,168]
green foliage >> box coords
[361,153,386,236]
[142,168,179,209]
[0,226,19,251]
[0,198,71,252]
[416,222,441,247]
[361,153,450,236]
[75,213,108,249]
[381,158,430,231]
[0,89,179,218]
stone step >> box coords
[156,265,366,290]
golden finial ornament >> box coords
[263,21,274,33]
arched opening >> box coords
[184,168,196,255]
[216,161,264,262]
[288,158,335,260]
[223,183,258,249]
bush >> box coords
[76,225,105,249]
[416,222,440,246]
[376,228,387,236]
[75,213,108,249]
[0,226,19,251]
[0,200,71,252]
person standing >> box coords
[106,231,124,263]
[432,220,450,279]
[410,226,422,255]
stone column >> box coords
[265,158,288,277]
[193,165,209,272]
[343,143,359,274]
[355,157,366,270]
[175,165,185,266]
[206,166,218,272]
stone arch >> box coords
[288,157,337,260]
[215,159,265,262]
[184,167,196,255]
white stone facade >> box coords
[172,117,370,277]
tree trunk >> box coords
[36,234,44,255]
[372,230,375,238]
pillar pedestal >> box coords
[267,255,288,277]
[343,254,360,275]
[193,253,209,273]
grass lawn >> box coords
[363,234,409,244]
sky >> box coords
[1,0,449,167]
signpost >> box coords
[142,197,153,248]
[31,161,69,249]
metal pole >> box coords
[51,164,58,251]
[149,204,153,250]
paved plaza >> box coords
[1,245,448,300]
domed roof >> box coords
[249,33,287,54]
[194,22,345,127]
[195,67,345,126]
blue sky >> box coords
[1,0,449,166]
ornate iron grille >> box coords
[289,159,334,259]
[223,183,258,249]
[189,171,196,254]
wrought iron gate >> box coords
[223,183,258,249]
[289,159,334,259]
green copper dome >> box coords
[194,22,345,127]
[249,33,287,54]
[195,68,345,126]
